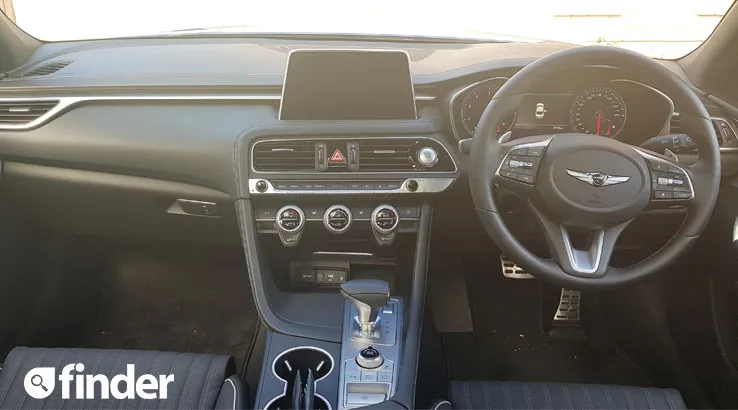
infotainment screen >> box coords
[279,50,417,120]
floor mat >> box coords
[443,257,651,386]
[82,241,258,370]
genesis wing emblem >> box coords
[565,170,630,187]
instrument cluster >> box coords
[448,74,671,145]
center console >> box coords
[233,49,460,410]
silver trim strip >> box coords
[264,346,335,410]
[448,77,510,142]
[248,178,455,195]
[251,136,458,175]
[561,226,605,275]
[278,49,418,120]
[0,93,434,131]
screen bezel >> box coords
[278,49,418,121]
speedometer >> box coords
[570,87,626,138]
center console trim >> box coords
[248,177,455,195]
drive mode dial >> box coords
[323,205,352,234]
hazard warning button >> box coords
[330,149,346,163]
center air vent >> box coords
[252,141,316,172]
[0,100,59,126]
[21,61,72,77]
[358,141,416,171]
[358,139,456,172]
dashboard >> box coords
[447,67,674,145]
[0,37,735,245]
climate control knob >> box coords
[275,205,305,246]
[324,205,352,234]
[417,146,438,167]
[371,205,400,246]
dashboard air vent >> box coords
[0,100,59,125]
[22,61,72,77]
[358,140,416,171]
[253,141,316,172]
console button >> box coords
[347,393,385,406]
[351,207,373,220]
[386,181,402,190]
[377,372,392,382]
[374,182,389,190]
[397,206,420,219]
[274,181,289,190]
[305,206,325,220]
[361,182,374,190]
[256,207,278,220]
[360,372,378,382]
[349,182,361,190]
[328,182,349,191]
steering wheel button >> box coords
[527,146,545,157]
[673,191,692,199]
[653,190,673,200]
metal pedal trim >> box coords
[500,255,534,279]
[554,288,582,322]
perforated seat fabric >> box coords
[0,347,248,409]
[451,381,687,409]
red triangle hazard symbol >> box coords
[330,149,346,163]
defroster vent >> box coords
[252,141,317,172]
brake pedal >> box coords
[553,288,582,323]
[500,255,534,279]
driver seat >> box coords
[450,381,686,409]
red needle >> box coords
[596,111,601,136]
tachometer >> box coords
[459,81,513,137]
[570,87,626,138]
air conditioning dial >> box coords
[275,205,305,246]
[371,205,400,246]
[324,205,352,234]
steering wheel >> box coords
[470,46,721,288]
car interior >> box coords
[1,2,738,410]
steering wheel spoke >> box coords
[493,137,552,189]
[634,148,695,209]
[531,205,631,278]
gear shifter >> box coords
[340,279,390,334]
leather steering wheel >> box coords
[470,46,721,288]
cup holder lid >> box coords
[273,346,334,382]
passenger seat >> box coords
[0,347,247,409]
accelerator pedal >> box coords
[550,288,585,339]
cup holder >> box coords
[265,347,334,410]
[266,394,330,410]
